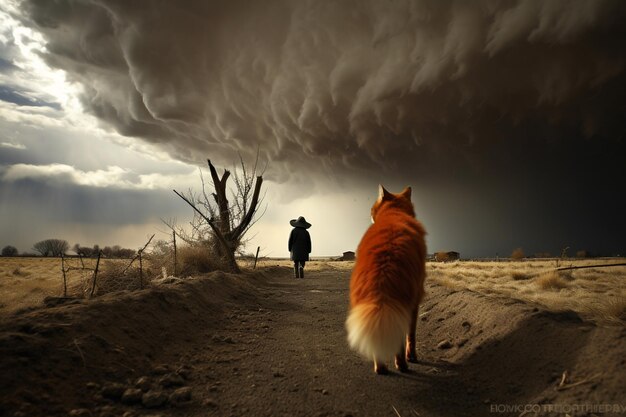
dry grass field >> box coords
[2,257,625,324]
[0,257,352,316]
[267,257,626,324]
[429,258,626,324]
[1,257,70,315]
[0,256,130,316]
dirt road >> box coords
[1,264,624,417]
[189,266,485,417]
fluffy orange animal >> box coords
[346,185,427,374]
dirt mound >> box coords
[413,285,626,416]
[1,264,624,417]
[0,269,278,417]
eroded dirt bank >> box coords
[1,265,624,417]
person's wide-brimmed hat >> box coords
[290,216,311,229]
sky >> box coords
[0,0,625,259]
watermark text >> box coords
[490,403,626,414]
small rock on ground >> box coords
[101,383,126,400]
[159,373,185,387]
[142,391,168,408]
[68,409,91,417]
[135,376,152,391]
[121,388,143,405]
[437,340,453,349]
[169,386,192,405]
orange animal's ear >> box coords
[400,186,412,200]
[378,184,391,202]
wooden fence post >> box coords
[173,230,177,277]
[89,250,102,298]
[253,246,260,269]
[61,254,67,297]
[139,250,143,289]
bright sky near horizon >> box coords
[1,0,625,259]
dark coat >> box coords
[288,227,311,261]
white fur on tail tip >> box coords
[346,303,410,361]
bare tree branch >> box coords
[208,159,231,235]
[122,234,155,275]
[173,189,212,223]
[173,188,233,263]
[231,175,263,242]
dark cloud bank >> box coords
[17,0,626,256]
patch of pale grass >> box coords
[435,277,464,290]
[591,283,613,292]
[578,273,602,281]
[601,297,626,323]
[500,285,521,291]
[458,270,480,279]
[480,287,499,295]
[466,263,489,270]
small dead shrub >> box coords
[147,242,222,278]
[536,271,569,290]
[82,262,149,296]
[177,245,221,275]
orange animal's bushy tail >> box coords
[346,302,411,361]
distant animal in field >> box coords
[346,185,427,374]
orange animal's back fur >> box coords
[346,186,427,366]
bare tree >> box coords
[33,239,69,257]
[73,243,94,258]
[1,245,18,256]
[172,155,265,273]
[33,240,50,256]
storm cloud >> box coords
[4,0,625,258]
[16,0,626,185]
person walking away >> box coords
[288,216,312,278]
